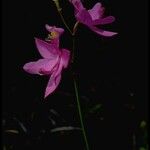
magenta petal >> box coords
[44,52,67,98]
[61,49,70,68]
[76,9,93,25]
[35,38,59,58]
[44,73,61,98]
[44,62,63,98]
[45,24,64,35]
[44,47,71,98]
[45,24,54,32]
[23,57,59,75]
[90,26,118,37]
[93,16,115,25]
[88,3,104,20]
[69,0,84,13]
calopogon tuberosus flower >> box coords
[23,26,70,98]
[69,0,117,36]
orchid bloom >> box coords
[69,0,117,36]
[23,25,70,98]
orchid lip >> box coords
[50,31,59,39]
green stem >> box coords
[54,2,89,149]
[72,21,89,150]
[71,22,79,63]
[71,36,75,63]
[53,0,72,35]
[58,10,73,35]
[73,78,90,150]
[132,134,136,150]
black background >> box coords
[1,0,148,150]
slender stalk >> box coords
[71,36,75,63]
[71,22,79,63]
[54,1,90,149]
[132,134,136,150]
[73,78,90,150]
[58,10,73,35]
[53,0,72,35]
[71,19,90,150]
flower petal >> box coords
[88,3,104,20]
[76,9,93,26]
[93,16,115,25]
[90,26,117,37]
[23,57,59,75]
[44,73,61,98]
[44,61,63,98]
[61,49,70,68]
[45,24,64,36]
[35,38,59,58]
[69,0,84,13]
[44,48,70,98]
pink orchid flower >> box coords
[23,26,70,98]
[69,0,117,36]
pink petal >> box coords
[23,57,59,75]
[61,49,70,68]
[44,61,63,98]
[75,9,93,26]
[69,0,84,13]
[90,26,118,37]
[44,48,70,98]
[44,73,61,98]
[93,16,115,25]
[35,38,59,58]
[49,39,60,48]
[45,24,64,35]
[88,3,104,20]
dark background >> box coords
[1,0,148,150]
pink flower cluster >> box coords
[23,0,117,98]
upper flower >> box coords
[69,0,117,36]
[23,26,70,98]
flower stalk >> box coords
[52,0,73,35]
[73,77,90,150]
[54,2,90,150]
